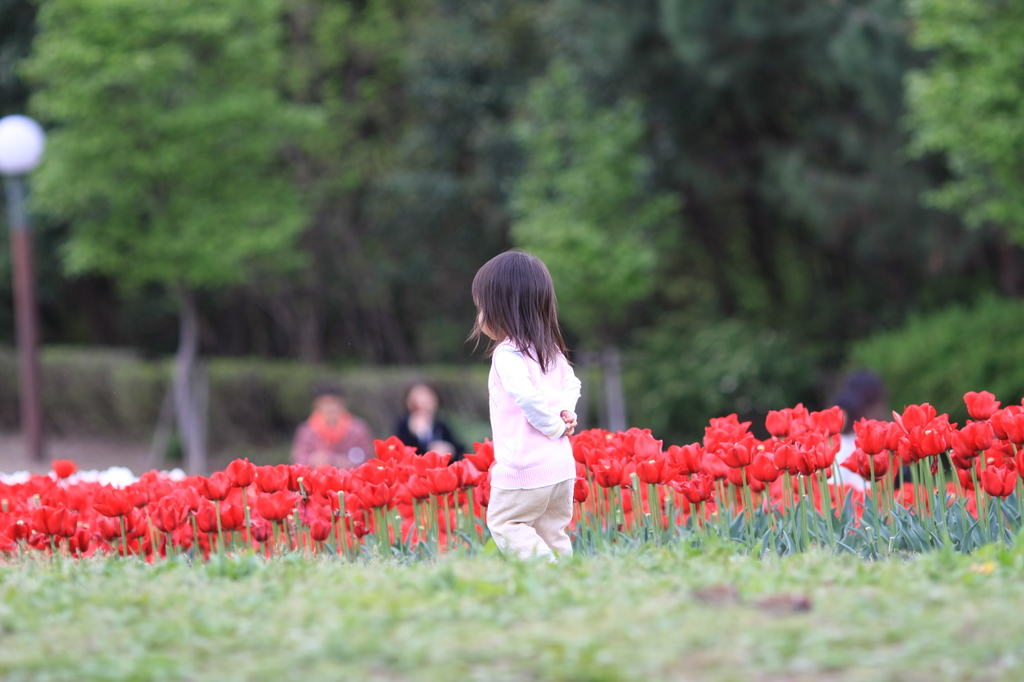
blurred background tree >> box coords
[906,0,1024,248]
[0,0,1021,453]
[510,61,679,429]
[23,0,309,471]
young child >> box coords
[470,250,581,560]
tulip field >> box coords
[3,391,1024,561]
[4,391,1024,679]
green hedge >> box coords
[625,314,817,445]
[0,346,488,449]
[848,296,1024,424]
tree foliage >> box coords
[2,0,1020,437]
[850,296,1024,427]
[25,0,307,290]
[906,0,1024,244]
[511,62,678,338]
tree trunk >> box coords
[602,346,627,433]
[174,287,207,475]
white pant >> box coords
[486,479,574,561]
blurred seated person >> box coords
[291,382,374,469]
[394,382,465,463]
[831,370,905,489]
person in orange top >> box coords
[291,382,374,469]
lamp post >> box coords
[0,115,46,462]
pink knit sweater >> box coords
[488,339,581,490]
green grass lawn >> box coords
[1,543,1023,681]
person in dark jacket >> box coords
[394,382,465,463]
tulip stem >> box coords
[647,483,663,543]
[214,500,225,558]
[798,476,810,552]
[466,487,481,545]
[241,487,253,551]
[969,466,990,544]
[817,469,836,552]
[338,492,349,560]
[119,515,128,559]
[442,495,453,551]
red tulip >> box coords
[573,477,589,503]
[772,443,794,472]
[310,518,332,542]
[721,442,754,469]
[413,451,452,476]
[672,474,715,505]
[980,465,1018,498]
[774,442,814,476]
[195,505,219,534]
[256,491,297,521]
[593,458,626,488]
[90,514,120,541]
[287,465,312,493]
[251,519,272,543]
[405,476,432,501]
[68,527,91,555]
[310,469,350,497]
[256,465,290,493]
[814,406,845,436]
[463,440,495,471]
[226,459,257,488]
[10,520,30,541]
[453,460,486,488]
[841,448,890,481]
[93,486,133,518]
[884,421,904,452]
[749,453,780,483]
[32,505,77,537]
[765,410,792,438]
[894,404,937,433]
[170,487,202,514]
[635,452,680,485]
[200,472,232,501]
[992,409,1024,445]
[700,451,730,480]
[853,419,888,456]
[353,460,399,486]
[126,482,150,509]
[353,482,393,509]
[477,477,492,507]
[151,497,189,533]
[906,423,951,459]
[424,468,459,496]
[726,465,766,492]
[666,444,703,476]
[950,421,993,460]
[219,503,246,531]
[964,391,1000,421]
[374,436,411,461]
[51,459,77,479]
[703,414,753,451]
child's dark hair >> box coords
[469,250,569,373]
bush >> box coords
[625,315,816,445]
[848,296,1024,424]
[0,346,488,450]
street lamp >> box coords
[0,115,46,462]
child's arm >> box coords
[493,347,567,440]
